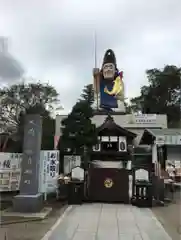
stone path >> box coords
[43,203,172,240]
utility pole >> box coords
[94,31,99,110]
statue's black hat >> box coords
[103,49,117,67]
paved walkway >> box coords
[44,203,171,240]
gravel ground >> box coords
[152,189,181,240]
[0,201,67,240]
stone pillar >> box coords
[13,114,43,212]
[115,101,126,113]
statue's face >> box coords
[102,63,115,79]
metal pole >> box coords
[94,31,97,69]
[94,31,99,111]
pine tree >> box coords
[60,84,97,168]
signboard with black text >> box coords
[39,151,59,193]
[0,153,22,192]
[133,114,156,124]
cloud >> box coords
[0,37,24,82]
[0,0,180,111]
[0,53,24,81]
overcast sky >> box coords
[0,0,180,113]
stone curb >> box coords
[0,202,68,226]
[41,205,73,240]
[0,217,45,226]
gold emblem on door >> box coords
[104,178,113,188]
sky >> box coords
[0,0,180,114]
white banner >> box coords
[39,150,59,194]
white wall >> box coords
[92,114,167,129]
[55,114,168,137]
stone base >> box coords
[13,193,43,213]
[116,101,126,113]
[1,207,52,220]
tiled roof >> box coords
[97,115,137,138]
[147,128,181,136]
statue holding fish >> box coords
[93,49,125,111]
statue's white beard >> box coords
[103,71,114,79]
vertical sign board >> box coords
[20,115,42,195]
[47,151,59,192]
[39,151,59,195]
[39,151,47,194]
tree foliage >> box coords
[79,83,94,105]
[60,84,98,159]
[130,65,181,127]
[0,81,60,151]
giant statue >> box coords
[93,49,125,112]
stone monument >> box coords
[13,114,43,212]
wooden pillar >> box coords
[152,142,162,177]
[152,142,157,175]
[152,141,165,202]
